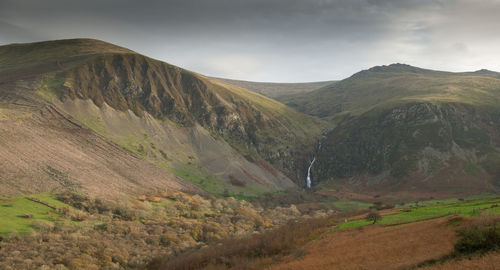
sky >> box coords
[1,0,500,82]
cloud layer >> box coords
[1,0,499,82]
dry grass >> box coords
[268,217,459,270]
[421,251,500,269]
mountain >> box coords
[288,64,500,198]
[0,39,324,198]
[213,77,336,100]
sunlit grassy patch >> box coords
[337,197,500,229]
[0,193,72,235]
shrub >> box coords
[454,216,500,254]
[228,175,246,187]
[112,204,139,221]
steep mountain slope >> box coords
[213,77,335,100]
[0,39,323,198]
[0,81,200,198]
[289,64,500,197]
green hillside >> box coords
[283,63,500,123]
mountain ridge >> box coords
[0,38,324,198]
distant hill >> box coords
[290,64,500,197]
[0,39,324,198]
[282,63,500,122]
[214,77,336,100]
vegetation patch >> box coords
[331,200,372,211]
[73,115,106,135]
[231,185,268,201]
[156,163,226,195]
[35,75,67,101]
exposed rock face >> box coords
[52,52,321,183]
[314,102,500,193]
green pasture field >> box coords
[0,193,71,235]
[338,196,500,229]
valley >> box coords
[0,39,499,270]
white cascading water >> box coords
[306,137,325,189]
[306,157,316,188]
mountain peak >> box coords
[2,38,134,54]
[472,68,499,76]
[348,63,428,80]
[367,63,424,73]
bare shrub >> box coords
[32,220,55,233]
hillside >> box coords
[0,39,324,198]
[214,77,335,100]
[287,64,500,197]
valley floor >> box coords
[153,196,500,270]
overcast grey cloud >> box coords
[1,0,499,82]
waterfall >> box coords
[306,157,316,189]
[305,133,327,189]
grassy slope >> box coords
[269,218,458,270]
[283,64,500,122]
[213,77,336,99]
